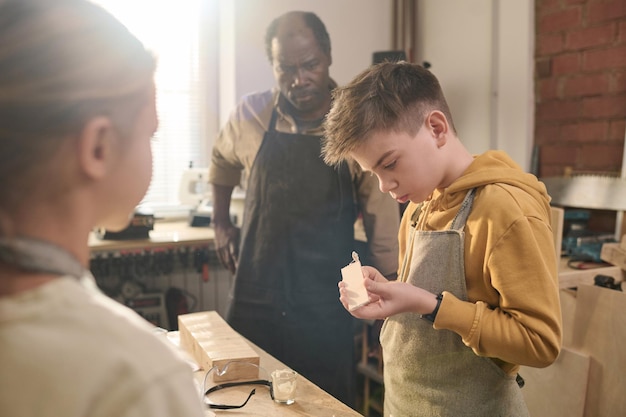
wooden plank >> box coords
[520,346,589,417]
[600,242,626,270]
[179,311,260,382]
[560,288,577,347]
[572,285,626,417]
[520,289,589,417]
[551,206,564,259]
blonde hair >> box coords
[0,0,156,211]
[322,61,455,166]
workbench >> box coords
[557,257,623,288]
[89,220,216,252]
[90,221,363,415]
[187,333,363,417]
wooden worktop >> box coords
[89,220,216,252]
[557,257,623,288]
[90,221,363,415]
[89,218,368,253]
[181,330,363,417]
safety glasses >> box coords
[202,361,274,410]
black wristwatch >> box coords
[421,293,443,323]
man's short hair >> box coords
[264,11,331,63]
[322,61,456,166]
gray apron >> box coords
[380,189,529,417]
[226,109,357,406]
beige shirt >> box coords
[0,275,205,417]
[209,87,400,275]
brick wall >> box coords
[535,0,626,178]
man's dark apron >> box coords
[227,110,357,406]
[380,189,529,417]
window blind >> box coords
[92,0,213,211]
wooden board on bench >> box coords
[178,311,260,382]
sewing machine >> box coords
[178,167,212,227]
[178,167,245,227]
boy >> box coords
[323,62,562,416]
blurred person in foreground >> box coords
[0,1,205,416]
[208,10,400,406]
[324,61,562,416]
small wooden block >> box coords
[341,258,369,311]
[178,311,259,381]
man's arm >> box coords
[211,183,240,274]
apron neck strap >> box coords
[268,108,279,133]
[450,188,477,231]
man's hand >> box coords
[214,223,240,274]
[211,183,239,274]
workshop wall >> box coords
[535,0,626,177]
[214,1,537,171]
[217,0,393,128]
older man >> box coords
[208,11,399,406]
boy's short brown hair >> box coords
[322,61,455,166]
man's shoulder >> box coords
[224,89,276,127]
[238,88,276,110]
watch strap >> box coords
[421,292,443,323]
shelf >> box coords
[357,362,384,384]
[356,320,385,417]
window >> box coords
[92,0,216,212]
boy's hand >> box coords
[338,265,439,320]
[338,265,390,319]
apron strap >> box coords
[267,108,279,133]
[450,188,477,231]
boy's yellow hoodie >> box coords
[399,150,562,374]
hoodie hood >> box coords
[443,150,550,206]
